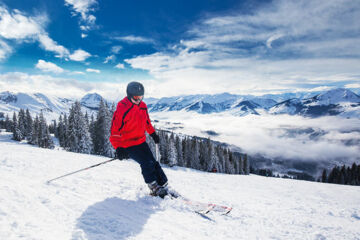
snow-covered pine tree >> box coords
[190,138,201,170]
[84,112,89,127]
[67,101,92,154]
[17,109,26,140]
[93,99,113,157]
[166,132,177,167]
[30,115,39,145]
[159,131,169,164]
[5,114,12,132]
[208,142,220,172]
[175,135,184,166]
[56,115,63,145]
[63,114,69,149]
[38,111,54,149]
[12,112,22,141]
[25,109,33,140]
[183,137,193,168]
[222,148,231,174]
[243,154,250,174]
[89,114,96,153]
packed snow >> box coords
[1,131,360,240]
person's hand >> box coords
[116,147,128,160]
[150,132,160,144]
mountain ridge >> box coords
[0,88,359,120]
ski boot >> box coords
[148,181,168,198]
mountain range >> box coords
[0,88,359,121]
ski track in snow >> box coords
[0,132,360,240]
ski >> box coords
[167,188,232,215]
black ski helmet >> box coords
[126,81,144,98]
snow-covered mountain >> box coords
[147,88,360,118]
[0,91,71,120]
[147,93,275,115]
[1,131,359,240]
[269,88,360,117]
[0,91,112,121]
[1,88,359,121]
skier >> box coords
[110,81,169,198]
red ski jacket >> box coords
[109,97,155,149]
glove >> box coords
[116,147,129,160]
[150,132,160,144]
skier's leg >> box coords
[142,143,168,186]
[125,143,157,184]
[154,161,168,186]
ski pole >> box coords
[155,144,160,162]
[46,157,117,184]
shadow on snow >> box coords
[73,197,160,240]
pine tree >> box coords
[167,133,177,167]
[93,99,113,157]
[63,114,69,149]
[351,163,357,185]
[25,109,33,140]
[67,101,92,153]
[321,169,327,183]
[243,154,249,174]
[159,131,169,164]
[183,137,193,168]
[38,111,54,149]
[30,115,40,145]
[208,142,220,172]
[17,109,26,140]
[190,138,201,170]
[5,114,12,132]
[89,114,96,153]
[12,112,21,141]
[175,135,184,167]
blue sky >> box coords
[0,0,359,100]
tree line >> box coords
[321,163,360,186]
[1,99,250,175]
[1,109,54,148]
[147,130,250,175]
[55,99,114,157]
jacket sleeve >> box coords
[109,102,128,148]
[110,102,124,136]
[144,103,155,135]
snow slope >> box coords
[0,132,360,240]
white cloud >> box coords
[69,49,91,61]
[0,72,127,101]
[114,63,125,69]
[81,33,88,38]
[266,33,284,48]
[114,35,154,44]
[345,83,360,89]
[35,60,65,74]
[65,0,97,29]
[111,45,122,54]
[70,71,85,75]
[0,6,70,59]
[151,111,360,166]
[38,34,70,58]
[0,7,44,39]
[104,55,115,64]
[86,68,100,73]
[0,39,12,61]
[125,0,360,97]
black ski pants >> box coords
[125,142,168,185]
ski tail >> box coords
[166,187,232,215]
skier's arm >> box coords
[144,105,155,135]
[110,102,128,137]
